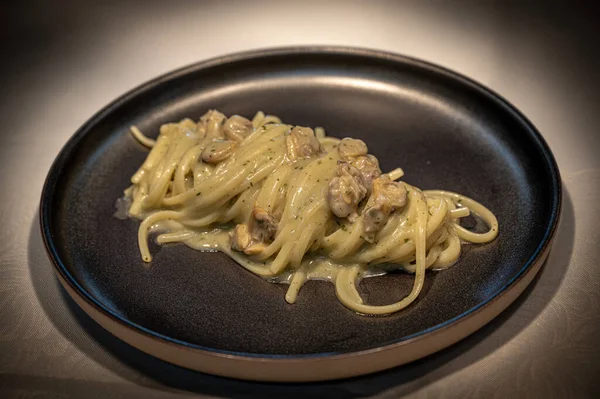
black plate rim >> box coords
[39,46,562,361]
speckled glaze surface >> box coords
[39,48,560,381]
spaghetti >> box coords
[119,110,498,315]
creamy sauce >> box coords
[148,219,368,293]
[144,216,395,305]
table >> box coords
[1,1,599,397]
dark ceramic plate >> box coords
[40,47,561,382]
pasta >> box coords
[119,110,498,315]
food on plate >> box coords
[119,110,498,315]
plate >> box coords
[40,47,561,382]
